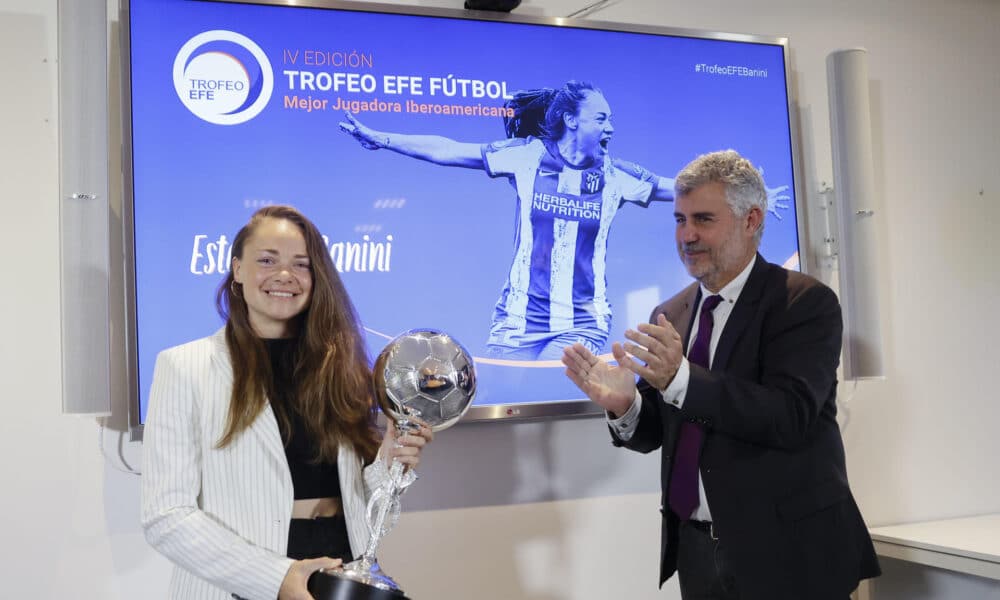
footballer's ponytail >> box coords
[503,87,556,139]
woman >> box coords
[341,81,788,361]
[141,205,433,600]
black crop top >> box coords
[265,338,341,500]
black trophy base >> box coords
[308,571,410,600]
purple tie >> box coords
[668,294,723,520]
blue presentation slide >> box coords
[129,0,800,422]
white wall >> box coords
[1,0,997,598]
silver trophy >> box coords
[309,329,476,600]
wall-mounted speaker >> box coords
[58,0,112,415]
[827,48,886,380]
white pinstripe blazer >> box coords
[141,329,394,600]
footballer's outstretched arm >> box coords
[339,112,484,169]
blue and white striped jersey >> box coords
[482,137,658,339]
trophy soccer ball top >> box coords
[376,329,477,431]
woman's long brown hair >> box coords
[214,205,380,464]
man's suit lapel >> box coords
[674,286,700,349]
[712,255,768,371]
[209,329,287,466]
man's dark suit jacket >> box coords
[617,255,880,599]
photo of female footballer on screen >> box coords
[340,81,789,361]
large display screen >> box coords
[124,0,802,431]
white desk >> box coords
[868,513,1000,581]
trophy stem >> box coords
[319,416,419,595]
[362,414,418,562]
[362,459,404,561]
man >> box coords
[562,150,879,599]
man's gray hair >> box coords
[674,150,767,243]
